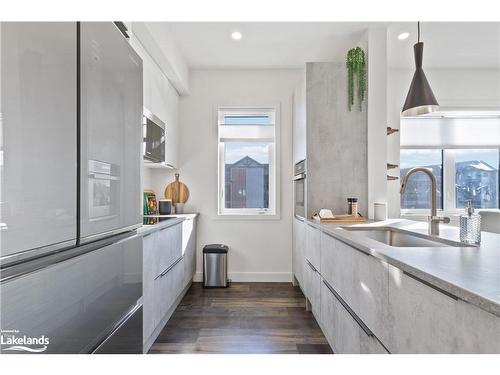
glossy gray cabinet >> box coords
[0,22,77,261]
[80,22,142,241]
[0,235,142,354]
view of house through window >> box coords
[400,149,443,210]
[224,142,270,209]
[400,148,500,212]
[218,108,277,215]
[454,149,499,209]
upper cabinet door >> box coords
[128,35,179,169]
[0,22,77,261]
[292,74,306,164]
[80,22,143,241]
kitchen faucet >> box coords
[400,167,450,235]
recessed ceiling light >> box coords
[231,31,242,41]
[398,32,410,40]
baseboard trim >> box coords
[193,271,292,283]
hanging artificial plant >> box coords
[346,47,367,111]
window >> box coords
[400,150,443,210]
[454,149,499,209]
[400,113,500,213]
[217,107,278,216]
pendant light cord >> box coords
[417,21,420,43]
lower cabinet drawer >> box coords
[321,232,389,341]
[304,260,321,319]
[154,256,185,327]
[388,265,500,353]
[320,279,388,354]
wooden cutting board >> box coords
[164,173,189,204]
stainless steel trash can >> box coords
[203,244,229,288]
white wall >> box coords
[366,27,388,220]
[386,68,500,218]
[150,69,302,282]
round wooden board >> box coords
[164,173,190,204]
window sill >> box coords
[401,209,500,225]
[215,213,281,221]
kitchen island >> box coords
[293,217,500,353]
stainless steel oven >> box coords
[293,159,306,219]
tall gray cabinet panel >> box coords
[0,235,142,353]
[305,62,368,218]
[0,22,77,262]
[79,22,143,241]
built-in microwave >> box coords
[143,108,165,164]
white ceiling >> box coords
[151,22,500,70]
[388,22,500,69]
[164,22,373,69]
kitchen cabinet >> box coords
[182,217,197,287]
[80,22,143,241]
[320,232,390,341]
[305,224,321,272]
[320,280,387,354]
[292,74,306,164]
[1,22,77,259]
[387,265,500,353]
[2,235,142,354]
[304,260,322,320]
[142,217,198,352]
[156,223,182,277]
[129,35,179,169]
[292,217,305,287]
[155,256,184,327]
[142,232,157,343]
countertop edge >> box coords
[304,218,500,318]
[137,217,186,236]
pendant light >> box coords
[401,22,439,116]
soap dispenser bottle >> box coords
[459,199,481,244]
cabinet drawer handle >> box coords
[403,271,458,301]
[158,256,184,278]
[306,260,317,273]
[322,279,374,337]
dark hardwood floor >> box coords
[149,282,333,354]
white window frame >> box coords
[217,106,280,218]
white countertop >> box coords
[305,218,500,317]
[137,213,199,236]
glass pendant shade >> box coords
[401,42,439,117]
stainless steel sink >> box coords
[341,227,468,247]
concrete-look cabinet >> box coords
[142,218,197,352]
[305,223,321,272]
[320,280,388,354]
[292,217,305,287]
[320,232,390,342]
[304,260,322,320]
[297,223,500,354]
[387,266,500,353]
